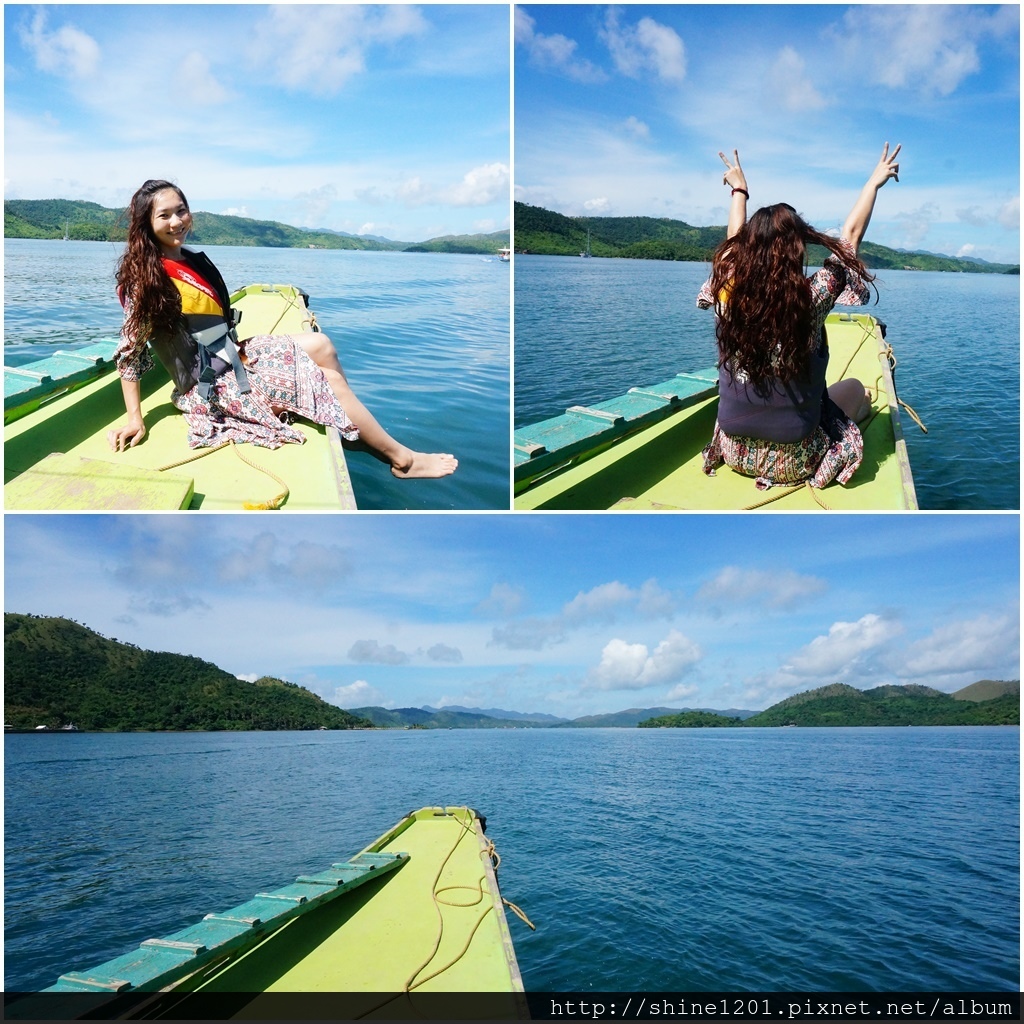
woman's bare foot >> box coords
[391,450,458,479]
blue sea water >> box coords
[4,727,1018,993]
[514,257,1020,510]
[3,239,511,510]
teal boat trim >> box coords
[514,368,718,494]
[5,341,119,426]
[45,850,408,995]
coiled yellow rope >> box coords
[356,812,534,1020]
[158,440,290,510]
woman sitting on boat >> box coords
[109,179,457,479]
[697,143,900,490]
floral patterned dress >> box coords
[115,324,360,450]
[696,239,870,490]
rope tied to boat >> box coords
[406,813,533,989]
[157,440,290,510]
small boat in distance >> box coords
[514,312,920,510]
[498,247,511,262]
[16,807,526,1020]
[580,229,592,258]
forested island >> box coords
[4,614,370,731]
[514,201,1020,274]
[4,199,509,255]
[639,681,1019,728]
[5,614,1018,732]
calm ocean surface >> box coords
[5,727,1018,993]
[514,257,1020,510]
[3,239,511,510]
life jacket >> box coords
[150,248,250,399]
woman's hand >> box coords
[867,142,901,190]
[843,143,901,252]
[719,149,747,192]
[107,416,146,452]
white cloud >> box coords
[565,579,674,624]
[180,52,230,106]
[348,639,411,666]
[215,533,351,591]
[477,582,526,618]
[698,566,827,610]
[997,196,1019,231]
[515,7,607,84]
[666,682,699,701]
[898,612,1019,679]
[426,643,463,664]
[588,629,702,691]
[489,617,565,652]
[562,581,636,624]
[893,203,942,249]
[19,10,101,79]
[782,614,904,678]
[766,47,827,112]
[583,197,611,213]
[623,116,650,140]
[836,6,990,97]
[601,10,686,83]
[220,206,251,218]
[956,207,989,228]
[489,578,675,651]
[249,4,427,96]
[445,163,510,207]
[333,680,389,709]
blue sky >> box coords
[516,4,1020,264]
[5,514,1019,719]
[4,5,510,241]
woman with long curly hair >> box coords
[697,144,900,490]
[110,179,457,479]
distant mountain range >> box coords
[3,199,509,255]
[349,704,762,728]
[4,614,1017,732]
[351,686,1018,730]
[513,201,1020,274]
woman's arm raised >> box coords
[842,142,900,253]
[719,149,748,238]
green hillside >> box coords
[514,201,1019,273]
[951,679,1019,703]
[404,229,509,254]
[742,683,1019,727]
[4,613,371,732]
[638,710,742,728]
[4,199,506,254]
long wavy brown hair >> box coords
[116,180,189,343]
[709,203,874,395]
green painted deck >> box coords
[25,808,524,1020]
[192,808,524,1000]
[515,313,918,510]
[4,285,357,510]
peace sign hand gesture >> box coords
[868,142,901,190]
[719,149,747,192]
